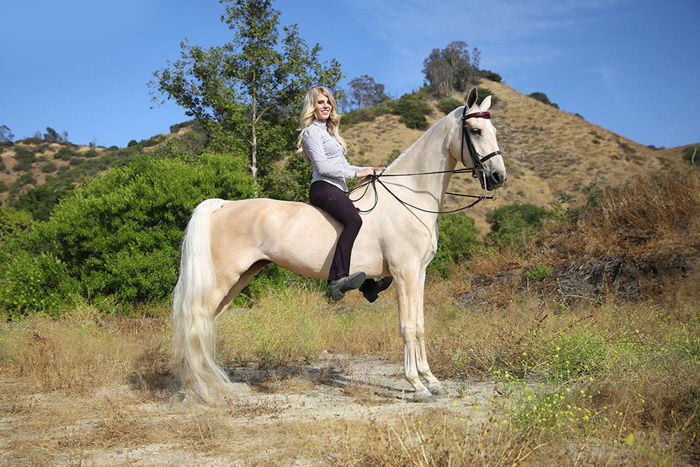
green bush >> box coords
[529,91,558,108]
[392,93,432,130]
[385,149,401,166]
[55,147,77,161]
[41,162,57,173]
[479,69,502,82]
[9,182,73,221]
[429,213,482,276]
[0,252,79,319]
[0,152,255,315]
[682,146,698,165]
[476,87,499,107]
[526,265,553,282]
[437,98,463,115]
[486,204,557,246]
[261,152,312,202]
[13,147,37,171]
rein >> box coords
[349,108,500,215]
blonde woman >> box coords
[297,86,392,301]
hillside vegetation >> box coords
[342,79,691,232]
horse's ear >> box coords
[479,95,492,112]
[466,87,478,108]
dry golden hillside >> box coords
[343,79,690,233]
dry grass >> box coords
[2,173,698,463]
[342,79,689,234]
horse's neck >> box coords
[387,118,457,206]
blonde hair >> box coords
[296,86,347,153]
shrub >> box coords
[682,146,698,166]
[437,98,463,115]
[41,162,57,173]
[0,252,79,319]
[55,147,76,161]
[526,265,553,282]
[486,203,558,246]
[9,182,73,221]
[385,149,401,166]
[479,69,502,82]
[429,213,482,276]
[261,152,312,202]
[392,93,432,130]
[13,147,37,171]
[476,87,499,107]
[529,91,558,108]
[1,152,255,315]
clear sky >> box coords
[1,0,698,149]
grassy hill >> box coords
[1,79,694,229]
[342,79,693,232]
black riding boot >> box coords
[359,277,393,303]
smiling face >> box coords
[313,92,332,122]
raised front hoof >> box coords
[413,390,435,403]
[428,383,447,396]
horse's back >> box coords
[208,197,387,278]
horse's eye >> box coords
[470,128,481,135]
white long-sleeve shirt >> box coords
[302,120,368,192]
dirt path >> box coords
[1,354,496,465]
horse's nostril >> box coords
[491,170,505,185]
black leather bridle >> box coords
[349,106,503,214]
[460,106,502,180]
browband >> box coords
[463,111,491,120]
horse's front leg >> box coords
[414,267,446,396]
[395,266,433,402]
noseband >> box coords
[461,106,502,178]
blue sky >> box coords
[1,0,698,149]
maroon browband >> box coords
[463,111,491,120]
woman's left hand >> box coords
[356,167,385,178]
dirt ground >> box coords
[0,354,496,465]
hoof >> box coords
[413,390,435,403]
[428,383,447,396]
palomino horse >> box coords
[172,87,506,403]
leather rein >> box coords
[349,107,501,215]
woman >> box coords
[297,86,392,302]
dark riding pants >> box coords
[309,181,362,281]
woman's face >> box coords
[313,93,332,122]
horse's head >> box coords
[450,87,507,191]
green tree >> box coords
[423,41,481,98]
[347,75,388,109]
[0,125,14,143]
[151,0,343,184]
[392,93,432,130]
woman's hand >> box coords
[355,167,385,178]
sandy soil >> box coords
[0,354,496,465]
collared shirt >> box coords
[302,120,368,192]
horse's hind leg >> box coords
[213,260,270,317]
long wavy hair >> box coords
[296,86,347,153]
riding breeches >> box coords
[309,181,362,281]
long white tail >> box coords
[172,198,230,403]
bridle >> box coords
[460,106,502,179]
[349,107,502,215]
